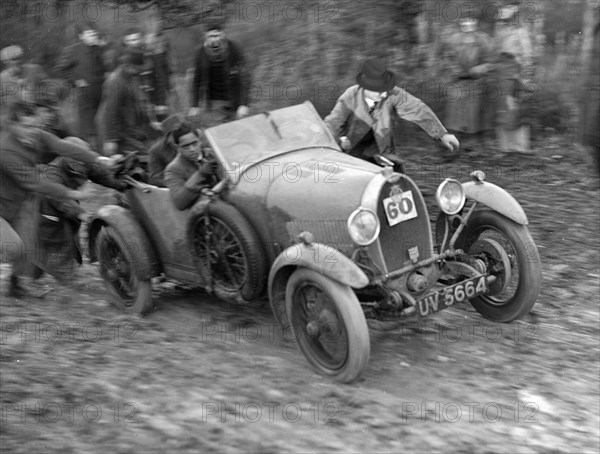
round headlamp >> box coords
[435,178,466,215]
[347,208,380,246]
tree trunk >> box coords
[581,0,600,74]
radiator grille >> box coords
[377,178,434,272]
[286,220,354,255]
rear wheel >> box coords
[458,209,542,322]
[96,226,153,314]
[285,268,370,383]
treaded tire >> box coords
[456,209,542,322]
[286,268,370,383]
[96,226,153,314]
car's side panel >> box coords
[225,149,382,265]
[125,188,202,284]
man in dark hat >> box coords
[324,58,459,163]
[96,47,161,157]
[188,20,250,127]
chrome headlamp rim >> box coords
[347,207,381,246]
[435,178,466,215]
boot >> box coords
[7,274,51,299]
[8,274,27,298]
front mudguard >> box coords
[88,204,161,280]
[462,181,528,225]
[268,242,369,331]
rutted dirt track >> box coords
[1,136,599,453]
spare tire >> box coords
[187,200,267,302]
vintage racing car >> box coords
[89,102,542,383]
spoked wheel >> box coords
[96,226,153,314]
[286,269,370,383]
[458,209,542,322]
[188,201,266,302]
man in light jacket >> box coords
[324,58,459,163]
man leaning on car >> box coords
[164,124,219,210]
[324,58,459,163]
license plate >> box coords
[383,190,418,226]
[415,275,488,318]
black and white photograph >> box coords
[1,0,599,452]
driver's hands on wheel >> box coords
[184,170,206,191]
[200,187,215,197]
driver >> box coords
[164,123,219,210]
[324,58,459,164]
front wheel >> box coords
[187,200,267,302]
[96,226,153,314]
[458,209,542,322]
[285,269,370,383]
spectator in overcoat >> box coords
[443,17,495,143]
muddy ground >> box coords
[1,135,599,453]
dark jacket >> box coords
[191,39,250,109]
[54,41,106,88]
[0,128,100,224]
[35,157,127,279]
[164,154,214,210]
[54,41,106,136]
[148,135,178,186]
[96,66,151,151]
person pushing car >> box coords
[324,58,459,164]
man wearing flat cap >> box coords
[188,20,250,127]
[325,58,459,162]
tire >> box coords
[96,226,153,314]
[457,209,542,322]
[187,200,267,302]
[285,268,370,383]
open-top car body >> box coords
[89,101,542,383]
